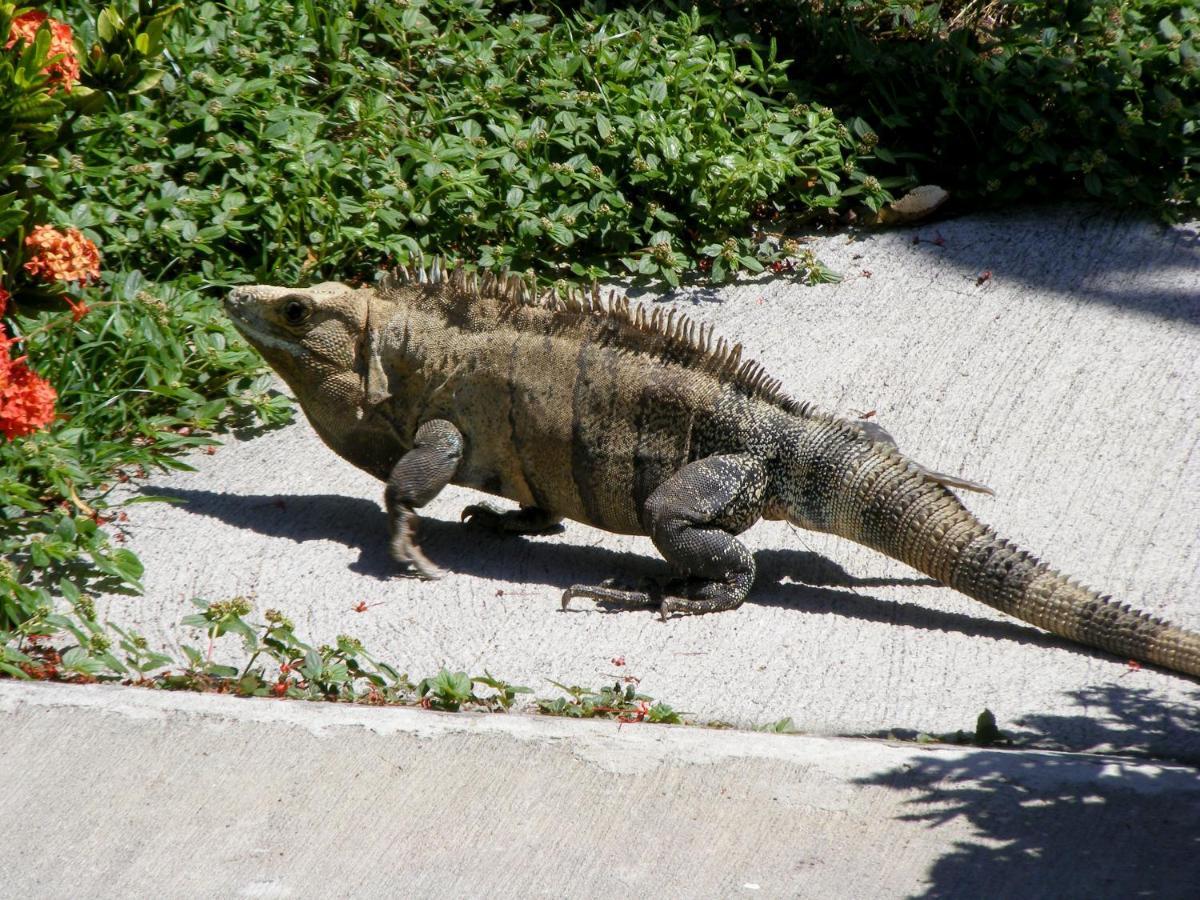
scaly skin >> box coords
[223,262,1200,679]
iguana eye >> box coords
[282,298,309,324]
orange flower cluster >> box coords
[4,11,79,92]
[23,225,101,283]
[0,326,57,440]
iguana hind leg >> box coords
[385,419,463,579]
[562,454,765,618]
[461,503,563,535]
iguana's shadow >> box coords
[147,487,1052,647]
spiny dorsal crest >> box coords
[380,257,810,416]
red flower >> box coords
[23,225,101,284]
[65,296,90,322]
[0,287,9,316]
[0,327,57,440]
[4,11,79,92]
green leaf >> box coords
[1159,17,1183,42]
[546,222,574,245]
[131,70,165,95]
[0,661,31,679]
[97,8,119,43]
[304,647,323,678]
[61,648,107,677]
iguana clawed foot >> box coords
[561,577,665,614]
[461,503,564,535]
[389,511,444,580]
[562,574,750,620]
[562,453,763,618]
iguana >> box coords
[223,261,1200,678]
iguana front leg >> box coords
[385,419,463,579]
[563,454,766,618]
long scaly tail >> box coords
[780,415,1200,677]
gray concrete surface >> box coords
[3,680,1199,898]
[93,206,1200,762]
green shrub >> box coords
[1,2,290,629]
[706,0,1198,214]
[48,0,893,287]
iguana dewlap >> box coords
[224,263,1200,678]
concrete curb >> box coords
[3,680,1199,897]
[5,679,1196,785]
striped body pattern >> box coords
[369,269,796,536]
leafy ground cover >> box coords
[3,590,688,726]
[1,0,1195,702]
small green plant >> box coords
[911,707,1011,747]
[537,679,684,724]
[0,593,551,716]
[473,670,534,711]
[417,669,476,711]
[973,708,1002,747]
[756,716,800,734]
[1,595,706,729]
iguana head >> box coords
[224,279,385,426]
[224,280,404,477]
[223,281,373,394]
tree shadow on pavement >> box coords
[904,206,1200,323]
[1010,684,1200,766]
[150,487,1064,650]
[853,685,1200,898]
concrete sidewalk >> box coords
[2,680,1199,898]
[93,206,1200,762]
[5,206,1200,897]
